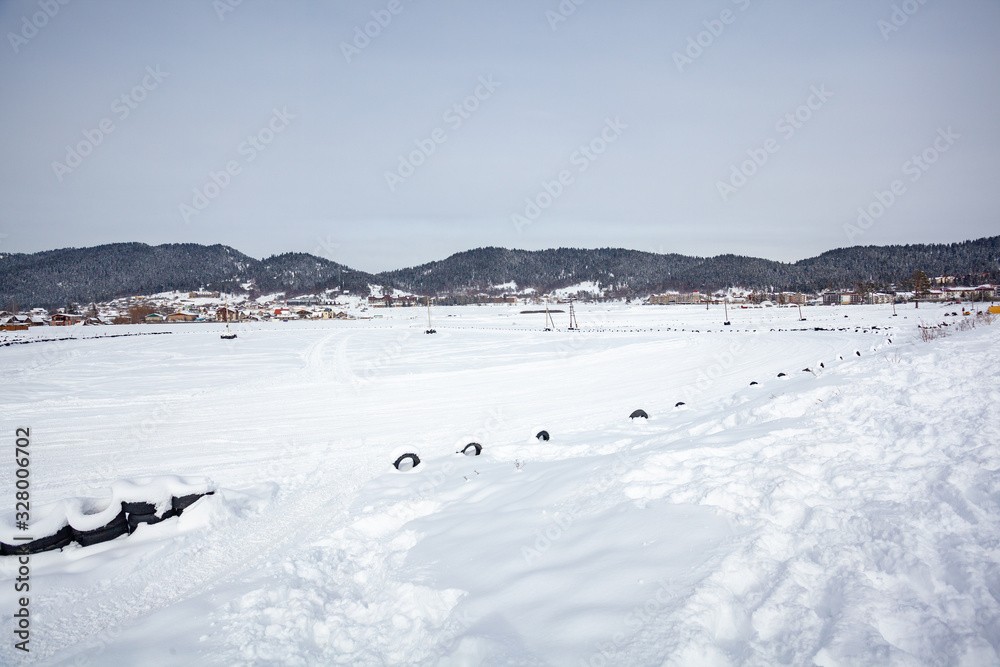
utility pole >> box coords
[425,296,436,334]
[568,299,578,330]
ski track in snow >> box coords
[0,303,997,665]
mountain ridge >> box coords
[1,237,998,308]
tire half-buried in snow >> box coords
[460,443,483,456]
[393,453,421,470]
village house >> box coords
[165,312,198,323]
[50,313,85,326]
[778,292,809,305]
[216,306,239,322]
[649,293,702,305]
[822,292,863,305]
[943,285,996,301]
[0,316,29,331]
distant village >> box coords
[0,275,996,330]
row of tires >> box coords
[391,411,671,470]
[391,345,879,471]
[0,492,213,556]
[0,331,173,347]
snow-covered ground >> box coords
[1,302,998,666]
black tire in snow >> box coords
[629,409,648,420]
[393,453,421,470]
[72,508,129,547]
[127,509,179,534]
[536,430,550,441]
[122,501,157,515]
[460,442,483,456]
[1,525,75,556]
[172,491,214,514]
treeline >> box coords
[0,243,381,309]
[383,237,1000,297]
[2,237,997,309]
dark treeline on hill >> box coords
[0,243,381,309]
[382,238,1000,297]
[1,237,998,308]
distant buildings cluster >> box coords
[2,280,995,331]
[647,281,996,308]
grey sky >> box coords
[1,0,997,273]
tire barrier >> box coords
[1,525,75,556]
[365,338,882,486]
[173,491,214,513]
[122,501,157,515]
[393,453,421,470]
[460,442,483,456]
[128,508,178,534]
[1,478,216,555]
[0,331,173,348]
[73,508,129,547]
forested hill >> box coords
[0,243,382,309]
[1,237,997,308]
[379,237,1000,296]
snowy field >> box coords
[1,302,998,666]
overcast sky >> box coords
[1,0,997,272]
